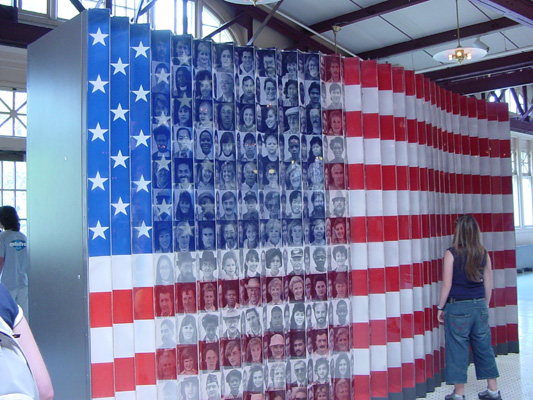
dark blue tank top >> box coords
[448,247,486,300]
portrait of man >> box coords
[307,104,322,134]
[241,162,258,192]
[285,134,301,163]
[284,107,299,135]
[205,374,220,400]
[288,248,304,275]
[217,73,234,102]
[202,343,220,371]
[245,308,262,336]
[222,281,240,309]
[178,283,197,313]
[240,132,257,161]
[156,285,174,317]
[239,48,254,76]
[158,318,176,349]
[269,362,286,389]
[329,192,346,218]
[220,221,238,250]
[260,51,276,78]
[268,306,284,332]
[327,83,342,110]
[198,221,216,250]
[314,330,328,356]
[244,277,261,306]
[197,192,216,221]
[196,129,214,160]
[242,191,259,220]
[240,76,255,105]
[335,300,350,325]
[217,103,235,131]
[175,127,193,158]
[153,162,171,189]
[290,332,307,358]
[174,65,192,98]
[269,333,285,361]
[202,313,220,342]
[175,159,193,188]
[313,302,328,329]
[220,192,238,222]
[306,82,320,108]
[225,369,242,399]
[312,247,327,273]
[199,250,217,281]
[291,364,307,387]
[177,252,196,283]
[310,191,325,218]
[222,309,241,339]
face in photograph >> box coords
[181,284,197,313]
[197,193,215,221]
[225,340,242,367]
[291,335,306,358]
[199,223,216,250]
[313,302,328,328]
[202,314,219,342]
[245,308,262,335]
[288,275,304,302]
[195,41,211,70]
[226,369,242,397]
[262,52,276,77]
[263,107,278,133]
[334,328,350,352]
[218,46,233,71]
[240,76,255,104]
[245,277,261,306]
[246,337,262,363]
[267,278,283,304]
[204,345,219,371]
[179,315,198,344]
[176,104,192,127]
[268,306,284,332]
[240,48,254,73]
[202,283,217,311]
[224,285,239,309]
[205,375,220,400]
[159,319,176,348]
[334,272,348,297]
[157,349,176,380]
[176,160,193,187]
[197,101,213,128]
[157,286,173,316]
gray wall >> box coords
[27,12,90,399]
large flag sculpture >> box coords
[29,8,517,400]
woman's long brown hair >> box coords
[452,215,487,282]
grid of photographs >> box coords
[150,35,352,400]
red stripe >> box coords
[91,362,115,398]
[114,357,136,392]
[90,291,113,328]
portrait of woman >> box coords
[152,62,171,94]
[287,219,304,247]
[267,277,283,305]
[179,315,198,344]
[331,218,346,244]
[314,358,329,384]
[334,353,351,379]
[288,275,304,302]
[155,223,172,253]
[283,79,298,107]
[310,218,326,246]
[242,221,260,250]
[220,250,239,280]
[216,44,233,72]
[263,77,277,105]
[156,254,174,286]
[180,377,199,400]
[201,283,217,312]
[307,136,323,165]
[304,54,319,80]
[247,365,264,392]
[195,70,213,100]
[175,103,192,127]
[218,161,237,190]
[282,53,298,80]
[175,190,195,221]
[243,249,261,277]
[224,340,242,368]
[307,161,324,190]
[263,219,282,248]
[175,221,194,252]
[285,163,302,191]
[260,106,279,134]
[194,41,211,72]
[180,348,199,375]
[246,337,262,364]
[196,160,214,189]
[239,104,256,133]
[290,302,306,330]
[218,131,236,161]
[263,163,279,190]
[265,247,283,277]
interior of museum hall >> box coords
[0,0,532,399]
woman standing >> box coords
[437,215,502,400]
[0,206,29,318]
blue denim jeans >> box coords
[444,298,500,384]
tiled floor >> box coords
[421,271,533,400]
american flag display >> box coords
[77,8,517,400]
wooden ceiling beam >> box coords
[470,0,533,29]
[358,17,518,60]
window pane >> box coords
[15,162,27,190]
[511,151,517,174]
[19,220,27,236]
[513,176,520,226]
[57,0,78,20]
[14,92,27,111]
[16,191,27,219]
[21,0,47,14]
[520,151,530,175]
[0,0,13,6]
[0,114,11,136]
[3,162,14,190]
[2,190,14,207]
[0,93,10,112]
[522,177,533,226]
[14,117,27,137]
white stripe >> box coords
[370,344,388,371]
[401,337,415,363]
[369,293,387,320]
[502,194,514,214]
[505,268,517,287]
[134,319,155,353]
[352,295,369,323]
[345,84,362,112]
[400,288,414,314]
[387,341,402,367]
[116,391,136,400]
[362,87,379,114]
[396,141,408,166]
[132,254,155,287]
[383,191,398,217]
[379,90,394,115]
[90,326,114,363]
[136,385,157,399]
[505,305,518,324]
[366,190,383,217]
[113,323,135,358]
[399,239,412,264]
[405,95,416,120]
[368,242,385,269]
[89,256,113,292]
[112,254,133,290]
[413,287,423,312]
[393,93,406,118]
[386,291,401,318]
[397,190,410,216]
[414,334,425,358]
[346,137,364,164]
[352,349,370,374]
[364,138,382,165]
[381,139,396,166]
[351,243,368,269]
[349,189,366,217]
[384,240,399,267]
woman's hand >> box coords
[437,309,445,324]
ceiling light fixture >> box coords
[433,0,487,64]
[223,0,280,5]
[332,25,341,54]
